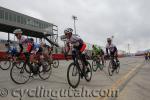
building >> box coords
[0,6,58,45]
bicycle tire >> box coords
[92,60,97,72]
[67,63,80,88]
[39,61,52,80]
[99,64,103,70]
[108,61,113,76]
[0,60,11,70]
[53,59,59,68]
[10,63,30,84]
[116,64,120,74]
[84,61,92,82]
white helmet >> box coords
[64,28,73,34]
[13,29,23,34]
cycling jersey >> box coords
[32,43,40,51]
[93,47,100,55]
[106,43,119,65]
[17,36,32,54]
[106,43,117,53]
[66,35,86,53]
[18,36,28,45]
[7,46,18,56]
[66,35,83,47]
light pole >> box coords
[128,43,130,54]
[72,15,77,34]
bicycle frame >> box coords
[110,56,116,66]
[110,55,119,69]
[73,50,86,76]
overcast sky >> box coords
[0,0,150,53]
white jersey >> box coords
[17,36,28,52]
[106,43,116,53]
[66,35,83,47]
[18,36,28,45]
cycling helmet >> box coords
[92,45,96,48]
[64,28,73,34]
[107,38,112,42]
[13,29,23,34]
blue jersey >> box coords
[7,47,18,56]
[33,43,40,50]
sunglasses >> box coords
[15,33,22,36]
[15,34,18,36]
[107,40,111,42]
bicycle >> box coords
[0,55,11,70]
[52,59,59,68]
[108,56,120,76]
[0,51,17,70]
[92,56,104,72]
[66,49,92,88]
[10,53,52,84]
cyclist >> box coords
[92,45,105,65]
[5,41,18,61]
[5,40,18,56]
[29,38,42,54]
[148,52,150,60]
[40,41,53,64]
[14,29,34,75]
[106,38,119,72]
[145,52,148,60]
[64,28,89,78]
[29,38,43,63]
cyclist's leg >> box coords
[114,52,119,64]
[97,54,101,64]
[79,53,86,76]
[110,53,116,68]
[72,49,77,63]
[42,46,49,61]
[80,53,88,66]
[99,55,104,65]
[79,43,87,66]
[101,50,105,65]
[24,52,35,74]
[24,52,30,63]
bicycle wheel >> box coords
[92,60,97,72]
[67,63,80,88]
[116,64,120,74]
[99,60,104,70]
[108,61,113,76]
[99,64,103,70]
[10,62,30,84]
[84,61,92,82]
[0,60,11,70]
[39,61,52,80]
[53,59,59,68]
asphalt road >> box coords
[0,56,147,100]
[117,59,150,100]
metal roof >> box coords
[0,6,57,38]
